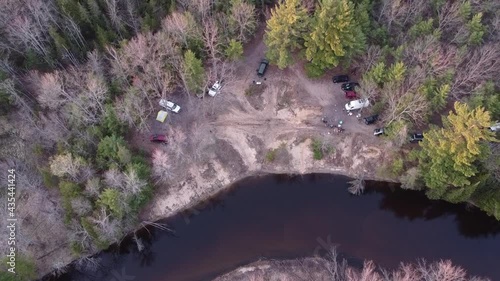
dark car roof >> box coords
[257,60,268,75]
[150,134,166,141]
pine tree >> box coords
[387,62,406,83]
[225,39,244,61]
[467,13,485,46]
[264,0,309,69]
[304,0,365,77]
[182,50,205,94]
[49,27,70,59]
[418,102,498,203]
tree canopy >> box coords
[304,0,366,77]
[418,102,498,203]
[264,0,309,69]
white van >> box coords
[489,122,500,132]
[345,99,370,111]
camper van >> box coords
[345,99,370,111]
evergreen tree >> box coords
[264,0,309,69]
[418,102,497,203]
[467,13,485,46]
[225,39,244,61]
[304,0,365,77]
[49,27,70,59]
[182,50,205,94]
[98,188,124,218]
[96,135,129,169]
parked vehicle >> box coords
[332,75,349,83]
[489,122,500,132]
[257,59,269,77]
[208,81,222,97]
[159,99,181,113]
[409,133,424,143]
[344,90,357,99]
[364,114,379,125]
[345,99,370,111]
[374,128,384,136]
[150,134,167,143]
[341,82,359,91]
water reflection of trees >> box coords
[368,182,500,238]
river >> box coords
[46,174,500,281]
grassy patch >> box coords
[310,139,333,160]
[265,148,277,162]
[245,83,267,96]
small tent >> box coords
[156,110,168,122]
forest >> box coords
[264,0,499,216]
[0,0,499,279]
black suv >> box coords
[332,75,349,83]
[409,133,424,143]
[341,82,359,91]
[363,115,378,125]
[257,59,269,77]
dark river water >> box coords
[48,174,500,281]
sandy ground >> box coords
[139,27,394,222]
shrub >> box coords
[70,241,83,256]
[400,167,422,190]
[304,63,325,78]
[59,181,82,199]
[310,139,332,160]
[266,149,277,162]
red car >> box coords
[150,134,167,143]
[344,90,357,99]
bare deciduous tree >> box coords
[202,18,222,64]
[71,197,93,216]
[103,168,125,189]
[162,11,200,48]
[85,177,102,198]
[348,175,365,195]
[49,153,85,180]
[123,168,147,195]
[378,0,430,35]
[104,0,125,36]
[353,45,383,74]
[228,0,257,43]
[3,0,59,57]
[91,208,122,243]
[152,149,171,183]
[114,86,150,131]
[437,1,463,34]
[382,67,430,126]
[451,44,500,98]
[484,143,500,182]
